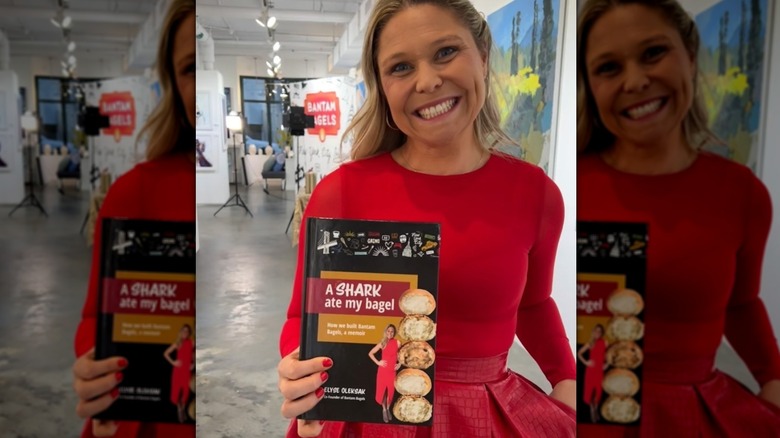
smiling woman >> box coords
[577,0,780,436]
[71,1,196,437]
[276,1,577,437]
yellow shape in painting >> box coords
[723,67,748,95]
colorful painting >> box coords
[488,0,562,173]
[695,0,771,172]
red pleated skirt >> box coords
[285,352,575,438]
[578,370,780,437]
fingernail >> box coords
[117,359,128,368]
[319,420,326,425]
[322,358,333,368]
[315,387,324,398]
[320,372,328,382]
[111,388,119,398]
[115,372,123,381]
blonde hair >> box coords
[136,0,195,161]
[380,324,397,348]
[577,0,718,153]
[345,0,516,160]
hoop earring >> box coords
[386,113,398,130]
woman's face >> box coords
[386,326,396,338]
[592,326,603,339]
[376,4,487,148]
[180,326,191,339]
[173,12,196,128]
[584,5,695,149]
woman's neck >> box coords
[602,137,697,175]
[393,139,488,175]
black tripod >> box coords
[284,136,305,234]
[214,129,252,217]
[9,133,48,217]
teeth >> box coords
[418,99,456,120]
[626,99,663,119]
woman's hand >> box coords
[72,348,127,436]
[759,379,780,409]
[278,348,333,437]
[550,379,576,411]
[173,360,182,367]
[378,360,387,368]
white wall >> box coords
[0,71,23,204]
[760,1,780,335]
[474,0,578,355]
[195,70,230,205]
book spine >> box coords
[95,218,116,359]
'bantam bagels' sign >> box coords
[100,92,136,142]
[304,91,340,142]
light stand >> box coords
[284,135,306,234]
[9,111,48,217]
[214,111,253,217]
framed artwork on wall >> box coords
[694,0,774,174]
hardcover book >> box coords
[299,218,440,426]
[94,218,196,424]
[576,221,647,428]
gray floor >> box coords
[0,185,92,437]
[0,181,759,438]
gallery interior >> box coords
[0,0,778,436]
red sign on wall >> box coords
[99,92,136,142]
[304,92,340,143]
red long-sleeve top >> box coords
[578,152,780,386]
[74,152,195,438]
[279,152,575,387]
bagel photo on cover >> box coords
[601,395,641,424]
[602,368,640,397]
[606,341,644,369]
[393,395,433,423]
[399,288,436,316]
[398,341,436,370]
[607,288,644,316]
[395,368,432,397]
[606,316,644,341]
[398,315,436,341]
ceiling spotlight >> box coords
[266,61,274,69]
[272,41,281,52]
[273,55,281,65]
[67,41,76,52]
[266,16,277,29]
[62,15,72,29]
[267,68,274,76]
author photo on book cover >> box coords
[277,0,577,437]
[577,0,780,435]
[70,0,196,437]
[164,324,195,423]
[578,323,607,423]
[368,324,402,423]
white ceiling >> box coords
[0,0,159,60]
[195,0,364,69]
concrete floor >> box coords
[0,186,92,437]
[0,181,759,438]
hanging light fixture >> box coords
[272,41,281,52]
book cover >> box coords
[94,218,196,424]
[576,222,647,428]
[299,218,440,426]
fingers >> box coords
[73,348,127,418]
[280,384,326,419]
[73,348,127,381]
[278,349,333,381]
[279,365,330,402]
[92,419,118,437]
[76,389,120,419]
[296,419,324,437]
[73,366,124,402]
